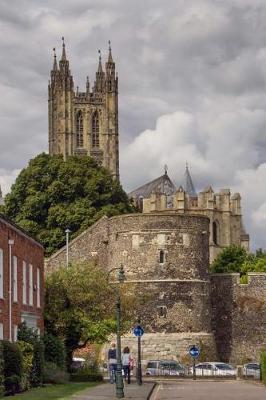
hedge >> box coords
[2,340,23,395]
[261,351,266,383]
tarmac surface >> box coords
[70,381,156,400]
[150,380,266,400]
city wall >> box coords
[211,272,266,363]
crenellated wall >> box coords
[211,272,266,363]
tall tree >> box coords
[44,262,136,369]
[4,153,134,255]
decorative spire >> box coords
[184,163,197,197]
[98,49,103,72]
[86,76,90,93]
[108,40,113,63]
[164,164,168,175]
[61,36,66,61]
[52,48,58,70]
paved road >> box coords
[151,380,266,400]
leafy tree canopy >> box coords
[211,245,266,277]
[3,153,134,255]
[44,262,137,368]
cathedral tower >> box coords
[48,39,119,180]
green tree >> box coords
[3,153,134,255]
[211,245,248,273]
[44,261,136,370]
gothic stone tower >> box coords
[48,39,119,180]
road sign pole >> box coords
[193,357,196,380]
[137,335,142,385]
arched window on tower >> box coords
[92,112,100,148]
[76,111,83,147]
[213,221,219,245]
[159,250,165,264]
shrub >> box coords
[70,366,103,382]
[30,340,45,387]
[43,333,66,369]
[0,341,4,396]
[43,362,69,384]
[260,351,266,383]
[2,340,23,395]
[17,323,45,387]
[17,341,34,391]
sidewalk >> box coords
[70,381,156,400]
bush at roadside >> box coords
[260,351,266,383]
[43,362,69,384]
[70,366,103,382]
[2,340,23,395]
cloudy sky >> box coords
[1,0,266,249]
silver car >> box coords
[190,362,236,376]
[242,363,260,378]
[146,360,186,376]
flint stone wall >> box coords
[211,272,266,363]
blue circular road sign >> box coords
[189,345,200,358]
[133,325,144,337]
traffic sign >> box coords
[189,345,200,358]
[133,325,144,337]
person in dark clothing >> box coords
[108,343,117,383]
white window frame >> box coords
[23,261,27,305]
[13,255,18,302]
[13,324,18,341]
[29,264,33,306]
[37,267,40,308]
[0,248,3,299]
[0,322,3,340]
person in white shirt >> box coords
[122,346,132,384]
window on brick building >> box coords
[37,268,40,308]
[92,112,100,148]
[13,325,18,341]
[23,261,27,305]
[29,264,33,306]
[0,322,3,340]
[13,256,17,302]
[0,248,3,299]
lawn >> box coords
[11,382,99,399]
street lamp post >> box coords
[65,229,71,267]
[8,239,14,342]
[108,265,126,399]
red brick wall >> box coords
[0,217,44,340]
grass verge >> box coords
[11,382,99,399]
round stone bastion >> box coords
[105,213,217,362]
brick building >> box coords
[0,214,44,341]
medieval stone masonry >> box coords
[0,214,44,341]
[46,41,266,364]
[48,38,119,179]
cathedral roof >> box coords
[184,164,197,197]
[128,171,175,199]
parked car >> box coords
[71,357,86,369]
[242,363,260,378]
[190,362,236,376]
[146,360,186,376]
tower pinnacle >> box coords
[108,40,113,63]
[61,36,67,61]
[52,48,58,70]
[98,49,103,72]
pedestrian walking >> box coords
[122,346,133,384]
[108,342,117,384]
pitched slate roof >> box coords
[184,165,197,197]
[128,172,176,199]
